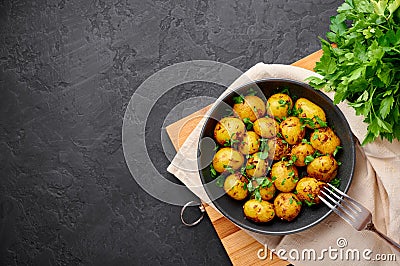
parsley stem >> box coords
[391,48,400,54]
[376,24,390,31]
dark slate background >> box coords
[0,0,341,265]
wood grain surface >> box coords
[166,50,323,265]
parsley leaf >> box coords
[215,175,225,187]
[330,177,341,188]
[233,95,245,104]
[308,0,400,144]
[333,146,342,157]
[223,165,235,174]
[304,155,315,165]
[243,117,254,130]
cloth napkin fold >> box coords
[167,63,399,265]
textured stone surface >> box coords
[0,0,341,264]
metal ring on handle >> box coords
[180,200,206,227]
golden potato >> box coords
[233,95,266,122]
[274,193,302,222]
[291,143,315,167]
[259,178,276,201]
[212,147,244,173]
[224,173,249,200]
[280,117,305,145]
[295,98,326,129]
[295,177,325,205]
[266,93,293,119]
[253,117,279,138]
[238,131,260,155]
[243,199,275,223]
[271,161,299,192]
[245,152,268,177]
[310,127,341,155]
[267,138,290,161]
[214,117,246,146]
[307,155,338,182]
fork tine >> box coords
[319,196,355,226]
[320,190,356,221]
[327,183,366,211]
[322,186,360,214]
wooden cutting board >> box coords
[166,50,323,266]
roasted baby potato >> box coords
[253,117,279,138]
[267,138,290,160]
[233,95,266,122]
[238,131,260,155]
[295,177,325,205]
[274,193,302,222]
[307,155,338,182]
[243,199,275,223]
[224,173,249,200]
[271,161,299,192]
[245,152,268,177]
[295,98,327,129]
[266,93,293,119]
[212,147,244,173]
[259,178,276,201]
[310,127,341,155]
[291,143,315,167]
[214,117,246,146]
[280,117,305,145]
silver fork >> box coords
[320,183,400,252]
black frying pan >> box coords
[198,78,355,235]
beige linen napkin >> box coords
[167,64,399,265]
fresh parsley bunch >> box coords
[307,0,400,144]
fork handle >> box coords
[366,223,400,251]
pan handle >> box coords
[180,200,206,227]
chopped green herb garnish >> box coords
[333,146,342,157]
[304,155,315,165]
[246,164,255,170]
[240,166,247,176]
[304,199,316,207]
[223,165,235,174]
[233,95,245,104]
[258,151,269,160]
[215,175,225,187]
[224,108,234,117]
[314,116,327,127]
[224,133,239,147]
[243,117,254,130]
[300,117,316,129]
[254,189,262,202]
[280,87,290,95]
[313,150,322,157]
[330,177,341,188]
[247,88,257,96]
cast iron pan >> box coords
[198,78,355,235]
